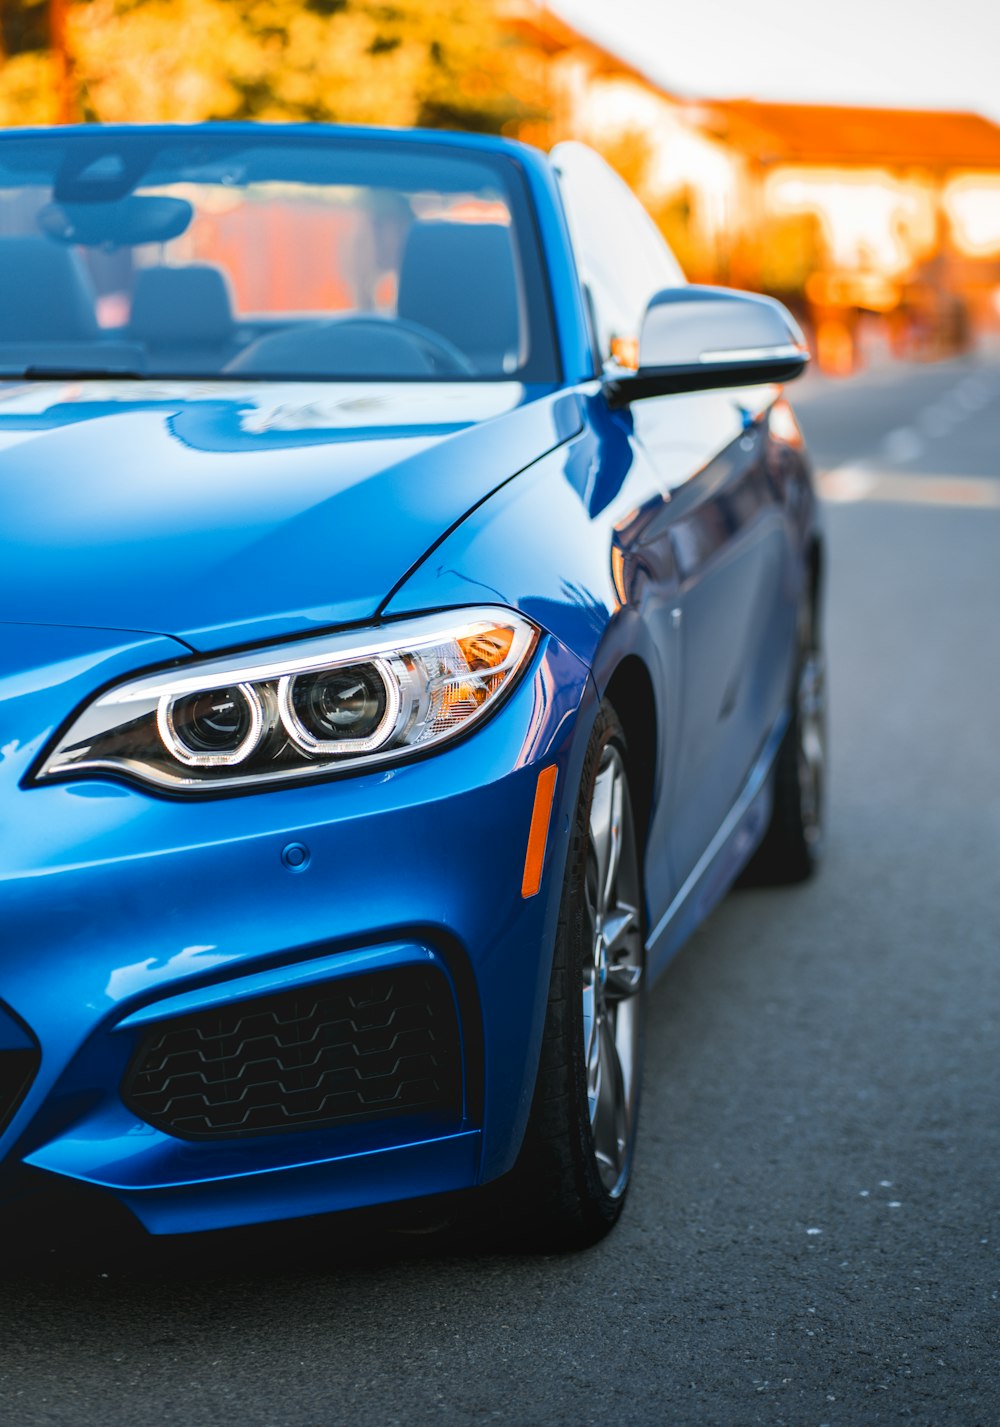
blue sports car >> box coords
[0,123,824,1249]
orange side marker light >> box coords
[521,764,559,899]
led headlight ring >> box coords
[278,657,401,756]
[157,682,266,768]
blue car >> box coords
[0,123,824,1250]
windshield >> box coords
[0,129,558,383]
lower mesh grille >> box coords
[122,965,462,1140]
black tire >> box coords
[743,592,827,885]
[503,703,646,1250]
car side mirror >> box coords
[604,285,809,407]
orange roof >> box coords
[501,7,1000,172]
[687,100,1000,170]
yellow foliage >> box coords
[0,51,64,125]
[0,0,549,131]
[760,212,828,297]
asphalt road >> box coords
[2,357,999,1427]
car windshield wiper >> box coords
[11,366,146,381]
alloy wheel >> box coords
[581,744,644,1198]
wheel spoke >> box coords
[577,739,645,1203]
[606,961,643,999]
[797,650,826,839]
[591,1016,628,1187]
[588,761,614,918]
[603,901,641,999]
[799,657,826,733]
[603,904,638,956]
[800,727,824,792]
[582,980,599,1090]
[589,755,623,918]
[603,768,624,910]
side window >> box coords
[552,141,685,370]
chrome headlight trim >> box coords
[276,656,403,757]
[32,607,540,795]
[156,681,266,769]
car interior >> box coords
[0,221,524,379]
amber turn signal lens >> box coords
[457,626,516,671]
[437,626,520,719]
[522,764,559,899]
[610,335,640,371]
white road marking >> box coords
[814,364,1000,505]
[819,463,875,502]
[819,466,1000,508]
[955,373,995,411]
[882,427,924,463]
[940,388,971,418]
[956,385,984,412]
[918,405,955,439]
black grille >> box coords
[0,1050,38,1136]
[122,966,462,1140]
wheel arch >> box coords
[602,654,658,858]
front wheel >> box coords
[507,703,646,1250]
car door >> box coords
[553,143,794,897]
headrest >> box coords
[130,264,234,346]
[0,238,99,342]
[397,222,519,371]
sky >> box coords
[550,0,1000,124]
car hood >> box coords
[0,380,581,653]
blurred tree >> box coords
[1,0,49,57]
[651,186,710,283]
[547,124,831,296]
[759,210,828,299]
[0,0,549,132]
[0,0,62,122]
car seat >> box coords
[0,237,100,342]
[129,264,237,373]
[396,222,521,375]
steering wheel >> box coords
[226,313,478,379]
[318,315,477,376]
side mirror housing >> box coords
[605,285,809,407]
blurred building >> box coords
[503,2,1000,370]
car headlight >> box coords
[33,608,539,794]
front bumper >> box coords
[0,629,593,1235]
